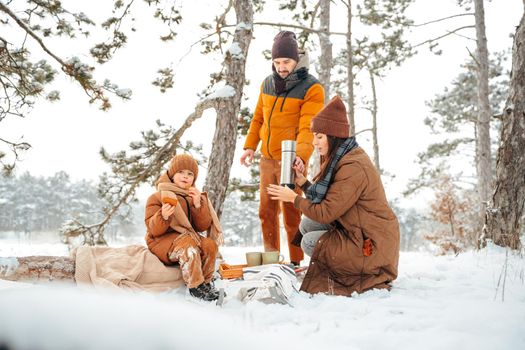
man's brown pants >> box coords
[259,157,304,263]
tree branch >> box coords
[413,13,474,27]
[309,1,321,31]
[115,0,136,33]
[0,3,67,67]
[414,25,476,48]
[355,128,372,136]
[0,136,29,149]
[249,21,347,36]
[214,0,234,54]
[466,46,479,67]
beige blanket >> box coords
[73,245,183,292]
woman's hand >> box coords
[267,184,298,203]
[188,187,202,208]
[161,203,176,221]
[293,157,307,186]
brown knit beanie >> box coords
[168,154,199,184]
[311,96,351,138]
[271,31,299,62]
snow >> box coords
[0,257,18,277]
[116,88,132,98]
[0,241,524,350]
[206,84,236,99]
[236,22,252,30]
[228,42,244,59]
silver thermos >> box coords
[280,140,296,189]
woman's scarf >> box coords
[305,137,358,204]
[156,172,224,246]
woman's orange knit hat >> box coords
[167,154,199,184]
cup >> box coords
[262,251,285,265]
[245,252,262,266]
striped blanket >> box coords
[237,264,298,305]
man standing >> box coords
[240,31,325,266]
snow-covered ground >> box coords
[0,236,524,350]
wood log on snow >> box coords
[0,256,75,283]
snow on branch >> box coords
[227,42,244,59]
[206,85,236,100]
[236,22,253,30]
[0,2,131,111]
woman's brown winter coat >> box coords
[294,147,400,296]
[145,192,212,265]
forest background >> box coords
[1,0,523,254]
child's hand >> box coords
[161,203,176,221]
[188,187,202,208]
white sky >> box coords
[1,0,522,209]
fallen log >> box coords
[0,256,75,283]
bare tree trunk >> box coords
[449,212,456,239]
[204,0,253,217]
[309,0,332,178]
[0,256,75,283]
[319,0,332,103]
[369,69,380,172]
[473,0,492,221]
[483,12,525,250]
[346,0,355,135]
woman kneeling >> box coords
[267,96,400,296]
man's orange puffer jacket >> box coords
[243,54,325,163]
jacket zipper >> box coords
[280,91,290,112]
[266,94,281,159]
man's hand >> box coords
[240,149,255,166]
[161,203,176,221]
[188,187,202,208]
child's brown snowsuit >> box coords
[144,155,223,288]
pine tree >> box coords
[405,53,509,196]
[64,0,255,243]
[0,1,156,173]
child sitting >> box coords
[145,154,223,301]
